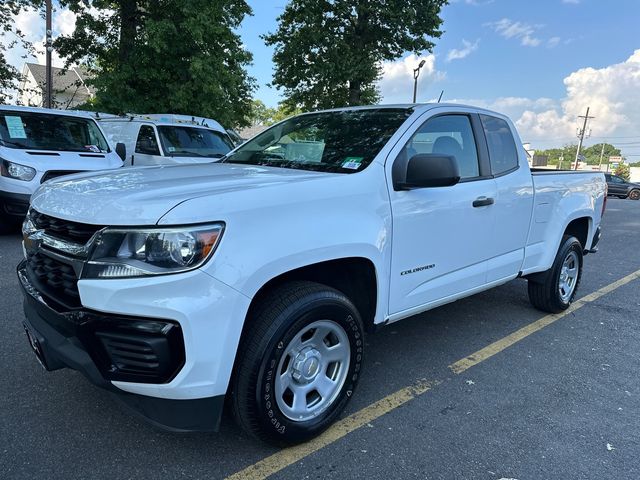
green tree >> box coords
[614,163,631,181]
[55,0,255,127]
[248,99,302,126]
[535,143,622,167]
[264,0,447,111]
[0,0,43,103]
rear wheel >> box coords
[528,235,583,313]
[230,281,364,446]
[629,189,640,200]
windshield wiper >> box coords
[0,139,29,148]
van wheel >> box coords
[230,281,364,446]
[528,235,583,313]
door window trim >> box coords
[134,123,164,156]
[392,112,493,185]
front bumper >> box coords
[18,260,250,431]
[0,190,30,218]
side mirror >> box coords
[115,142,127,162]
[395,154,461,190]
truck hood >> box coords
[30,163,335,225]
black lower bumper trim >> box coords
[0,190,30,217]
[19,263,223,432]
[114,393,224,432]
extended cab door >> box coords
[387,110,497,316]
[478,114,535,283]
[132,124,165,166]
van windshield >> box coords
[157,126,233,158]
[221,108,412,173]
[0,111,110,152]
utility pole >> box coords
[44,0,53,109]
[574,107,594,170]
[597,142,606,171]
[412,59,426,103]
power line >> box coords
[574,107,595,170]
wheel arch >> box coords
[245,257,379,334]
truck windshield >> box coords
[0,111,110,152]
[222,108,413,173]
[157,126,233,158]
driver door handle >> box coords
[473,196,495,208]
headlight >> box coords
[1,159,37,181]
[82,224,224,278]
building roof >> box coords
[238,124,270,140]
[23,63,92,95]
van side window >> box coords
[480,115,519,175]
[402,114,480,179]
[135,125,161,155]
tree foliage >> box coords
[55,0,255,127]
[264,0,447,111]
[248,99,301,126]
[535,143,623,166]
[614,163,631,181]
[0,0,43,103]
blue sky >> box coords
[8,0,640,156]
[243,0,639,106]
[239,0,640,157]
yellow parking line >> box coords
[450,268,640,374]
[226,379,439,480]
[226,268,640,480]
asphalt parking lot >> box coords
[1,198,639,480]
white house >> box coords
[17,63,94,109]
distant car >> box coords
[604,173,640,200]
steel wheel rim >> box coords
[275,319,351,422]
[558,250,579,302]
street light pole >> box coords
[45,0,53,109]
[412,59,426,103]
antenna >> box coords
[437,90,444,103]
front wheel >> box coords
[629,189,640,200]
[230,281,364,446]
[528,235,583,313]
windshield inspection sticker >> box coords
[342,157,363,170]
[5,116,27,139]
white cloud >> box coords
[5,5,78,72]
[547,36,561,48]
[448,50,640,157]
[486,18,542,47]
[378,54,445,103]
[447,39,480,62]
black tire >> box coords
[629,189,640,201]
[528,235,583,313]
[230,281,364,446]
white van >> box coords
[0,106,123,233]
[97,113,234,166]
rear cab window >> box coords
[480,114,519,176]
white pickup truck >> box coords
[18,104,606,445]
